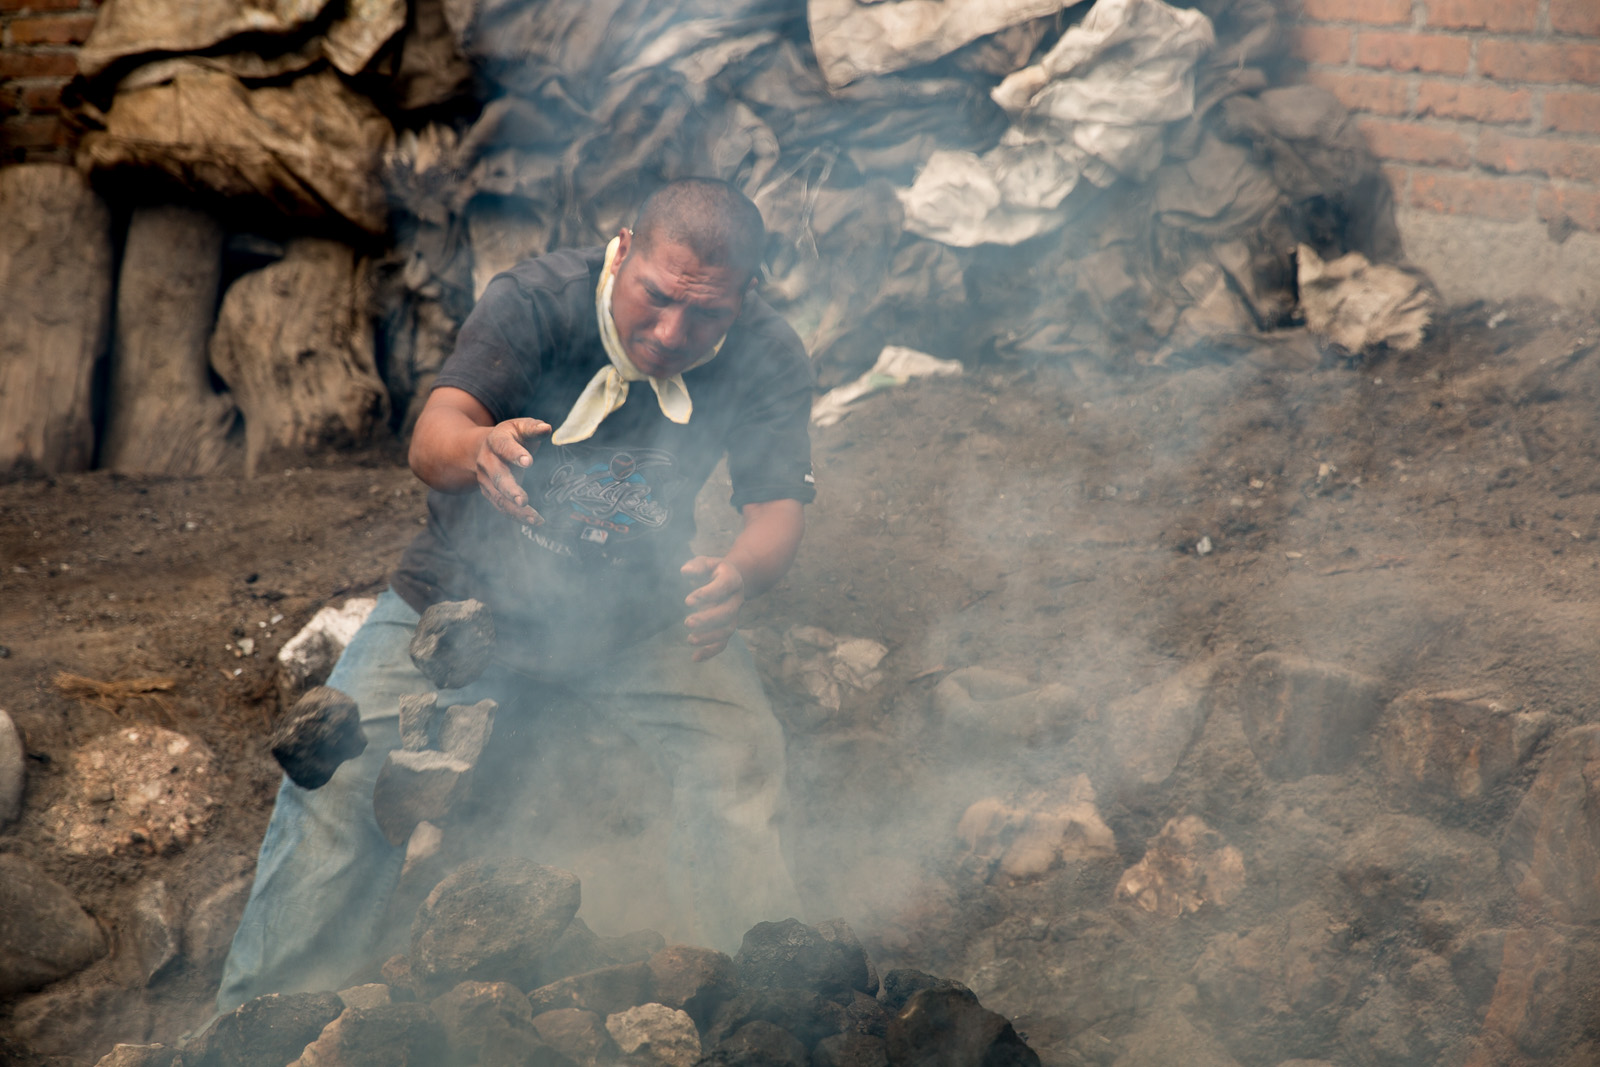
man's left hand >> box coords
[681,556,745,662]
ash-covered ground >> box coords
[5,299,1600,1067]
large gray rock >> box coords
[0,708,24,829]
[439,699,497,764]
[0,854,108,996]
[271,686,368,791]
[605,1003,701,1067]
[0,164,114,476]
[372,748,472,846]
[530,1008,616,1066]
[409,599,496,690]
[1504,725,1600,923]
[647,945,737,1029]
[289,1004,449,1067]
[182,991,345,1067]
[1093,665,1211,794]
[734,918,873,998]
[410,858,580,995]
[1235,653,1383,779]
[526,961,652,1018]
[713,1020,805,1066]
[429,981,532,1061]
[398,692,439,751]
[1379,690,1549,804]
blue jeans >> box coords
[218,589,800,1011]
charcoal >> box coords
[734,919,873,998]
[372,749,472,846]
[287,1003,447,1067]
[885,988,1040,1067]
[647,944,738,1029]
[179,991,345,1067]
[526,961,652,1017]
[409,599,496,689]
[878,970,969,1014]
[713,1020,806,1066]
[271,686,367,790]
[706,989,848,1050]
[410,858,580,996]
[397,693,439,752]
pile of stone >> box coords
[1,0,1429,480]
[96,858,1039,1067]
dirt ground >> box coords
[4,297,1599,1065]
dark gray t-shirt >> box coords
[391,245,816,671]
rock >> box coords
[288,1003,449,1067]
[714,1020,806,1066]
[601,928,667,964]
[183,876,252,974]
[101,203,236,476]
[94,1045,177,1067]
[278,598,378,701]
[886,987,1040,1067]
[9,983,152,1057]
[1472,927,1600,1059]
[372,748,473,846]
[814,920,878,997]
[606,1003,702,1067]
[381,954,419,999]
[531,1008,617,1066]
[0,709,25,829]
[0,854,109,996]
[1110,1012,1241,1067]
[1379,690,1549,804]
[1114,815,1246,918]
[477,1023,573,1067]
[706,989,848,1050]
[398,692,440,751]
[430,981,532,1060]
[1235,653,1383,780]
[955,777,1116,883]
[1093,665,1211,793]
[879,970,970,1014]
[1191,903,1361,1063]
[932,667,1078,753]
[207,235,390,474]
[271,686,369,791]
[1339,815,1502,931]
[409,599,496,689]
[439,699,497,764]
[42,726,220,857]
[1503,725,1600,923]
[0,164,114,476]
[182,991,345,1067]
[410,857,580,995]
[125,879,182,987]
[401,820,445,884]
[734,918,873,997]
[337,984,392,1011]
[647,945,738,1029]
[812,1032,889,1067]
[529,918,617,988]
[527,961,653,1017]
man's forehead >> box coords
[627,239,745,306]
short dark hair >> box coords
[632,178,766,283]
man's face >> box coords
[608,229,748,379]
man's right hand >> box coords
[476,418,551,525]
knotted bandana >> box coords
[550,236,725,445]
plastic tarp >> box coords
[807,0,1082,88]
[899,0,1214,246]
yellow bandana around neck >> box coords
[550,236,725,446]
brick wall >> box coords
[1291,0,1600,238]
[0,0,98,164]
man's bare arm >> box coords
[681,498,805,661]
[409,386,550,524]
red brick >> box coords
[1479,41,1600,84]
[1415,81,1533,123]
[1545,91,1600,134]
[1300,0,1411,24]
[1408,169,1534,220]
[1294,25,1352,64]
[21,81,63,111]
[1306,70,1411,115]
[0,52,77,78]
[1381,162,1413,199]
[7,13,96,42]
[1356,31,1472,74]
[1425,0,1539,32]
[1552,0,1600,37]
[1358,118,1472,166]
[1477,130,1600,182]
[1,115,65,151]
[1538,184,1600,233]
